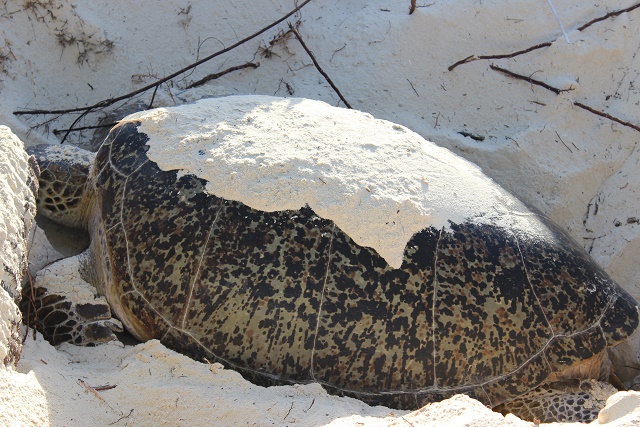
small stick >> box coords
[458,131,484,141]
[52,122,115,135]
[330,43,347,62]
[489,64,569,94]
[407,78,419,97]
[12,0,313,142]
[21,230,40,344]
[573,101,640,133]
[577,2,640,31]
[447,55,476,71]
[401,416,416,427]
[409,0,416,14]
[78,379,107,403]
[476,43,552,61]
[93,384,118,391]
[448,43,552,71]
[283,402,294,420]
[186,62,259,89]
[505,135,521,148]
[14,0,311,117]
[555,131,573,153]
[449,2,640,71]
[148,84,159,109]
[490,65,640,133]
[59,107,94,143]
[108,409,134,426]
[288,23,352,109]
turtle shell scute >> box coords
[90,123,639,410]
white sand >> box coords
[1,0,640,426]
[0,127,36,367]
[124,95,539,268]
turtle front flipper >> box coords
[496,378,617,422]
[22,253,123,345]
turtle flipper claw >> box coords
[23,255,122,346]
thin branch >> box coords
[555,131,573,153]
[448,43,552,71]
[490,65,640,133]
[449,2,640,71]
[283,402,294,420]
[489,64,570,94]
[458,131,485,141]
[52,122,116,135]
[13,0,312,118]
[407,78,419,97]
[477,43,553,61]
[186,62,259,89]
[288,22,352,109]
[59,107,94,144]
[93,384,118,391]
[108,409,134,426]
[77,379,108,404]
[573,101,640,133]
[447,55,475,71]
[21,229,40,344]
[148,84,159,109]
[577,2,640,31]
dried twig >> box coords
[573,101,640,132]
[330,43,347,61]
[449,2,640,71]
[13,0,313,142]
[555,131,573,153]
[489,65,570,94]
[21,227,41,344]
[283,402,294,420]
[458,131,485,141]
[577,2,640,31]
[288,22,352,109]
[407,78,419,97]
[186,62,259,89]
[78,379,108,403]
[93,384,118,391]
[490,65,640,133]
[52,122,115,136]
[108,409,134,426]
[401,416,417,427]
[305,398,315,412]
[448,43,552,71]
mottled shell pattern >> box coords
[87,121,638,410]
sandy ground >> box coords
[1,0,640,425]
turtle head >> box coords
[28,144,95,230]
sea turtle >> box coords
[26,96,639,422]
